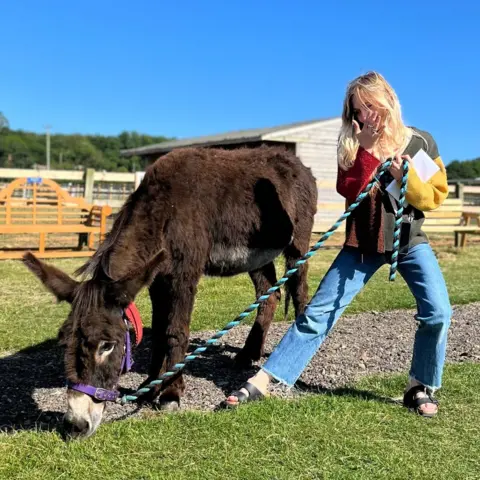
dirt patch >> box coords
[1,302,479,433]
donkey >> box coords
[23,145,318,439]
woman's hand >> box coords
[353,110,382,152]
[389,154,410,181]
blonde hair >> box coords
[337,71,410,170]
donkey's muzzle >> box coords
[63,415,91,439]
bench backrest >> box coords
[0,177,98,226]
[422,198,463,226]
[314,196,465,233]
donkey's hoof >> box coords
[158,400,180,412]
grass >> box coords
[1,244,479,353]
[0,363,479,479]
[0,244,479,478]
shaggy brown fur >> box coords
[24,145,318,409]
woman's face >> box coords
[351,94,383,129]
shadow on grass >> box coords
[182,338,404,411]
[0,338,65,434]
[0,328,403,436]
[293,379,403,405]
[0,332,159,435]
[0,328,243,434]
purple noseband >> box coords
[67,382,120,402]
[67,313,134,403]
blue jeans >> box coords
[262,243,452,391]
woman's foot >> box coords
[403,384,439,417]
[224,371,271,408]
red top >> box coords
[336,147,381,203]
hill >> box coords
[0,112,172,172]
[0,112,478,177]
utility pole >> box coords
[44,124,52,170]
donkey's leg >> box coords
[138,274,198,410]
[235,261,280,367]
[283,236,310,319]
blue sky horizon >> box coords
[1,1,479,164]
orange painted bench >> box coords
[0,177,112,259]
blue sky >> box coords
[1,0,478,164]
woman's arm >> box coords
[336,147,381,203]
[405,154,449,211]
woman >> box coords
[224,71,452,417]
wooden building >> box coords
[121,117,344,230]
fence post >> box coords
[84,168,95,203]
[455,182,464,201]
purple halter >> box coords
[67,313,134,403]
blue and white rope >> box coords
[389,161,409,281]
[120,158,407,404]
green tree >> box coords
[0,126,173,172]
[0,112,9,131]
[447,158,480,179]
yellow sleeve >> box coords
[405,155,449,211]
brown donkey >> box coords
[23,145,318,439]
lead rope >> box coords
[120,158,408,405]
[390,160,409,281]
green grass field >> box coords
[0,245,479,479]
[1,245,480,352]
[1,364,479,479]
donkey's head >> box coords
[22,250,165,439]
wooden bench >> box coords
[0,177,112,259]
[313,198,480,248]
[423,198,480,247]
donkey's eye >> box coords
[98,341,116,355]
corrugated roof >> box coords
[120,116,338,157]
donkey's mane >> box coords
[75,193,136,280]
[71,193,137,314]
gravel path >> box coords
[1,302,479,433]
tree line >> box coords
[0,112,171,172]
[0,111,478,178]
[444,158,480,181]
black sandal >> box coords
[403,385,439,418]
[222,381,266,408]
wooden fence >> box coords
[448,183,480,206]
[0,168,145,208]
[1,167,479,210]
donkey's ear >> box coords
[22,252,79,303]
[109,249,167,306]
